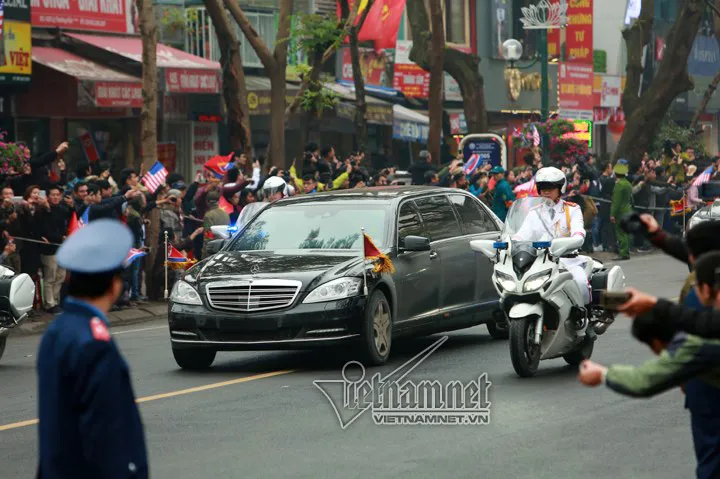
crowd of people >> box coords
[2,137,718,317]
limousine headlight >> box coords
[170,280,202,305]
[303,277,362,304]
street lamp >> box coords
[501,0,567,158]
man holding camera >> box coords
[579,251,720,479]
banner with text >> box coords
[0,21,32,85]
[559,62,594,120]
[31,0,137,34]
[392,40,429,98]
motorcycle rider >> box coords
[515,167,591,308]
[234,176,291,230]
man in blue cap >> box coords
[36,219,148,478]
[491,166,515,221]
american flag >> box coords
[141,161,168,193]
[79,207,89,227]
[692,166,713,187]
[531,124,540,147]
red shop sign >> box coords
[165,68,220,94]
[565,0,593,64]
[94,82,142,108]
[31,0,134,34]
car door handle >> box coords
[429,251,438,260]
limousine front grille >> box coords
[205,280,302,312]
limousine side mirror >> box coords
[402,235,431,252]
[205,239,226,256]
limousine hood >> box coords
[188,250,366,289]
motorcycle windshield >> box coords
[500,197,557,245]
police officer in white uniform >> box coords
[519,167,591,305]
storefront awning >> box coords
[65,33,221,94]
[32,47,143,108]
[326,82,393,125]
[392,105,431,142]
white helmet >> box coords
[262,176,289,199]
[535,166,567,194]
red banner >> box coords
[341,48,387,86]
[32,0,134,34]
[79,132,101,163]
[559,62,594,115]
[94,82,142,108]
[336,0,405,51]
[157,143,177,173]
[546,0,561,59]
[165,69,221,94]
[565,0,593,64]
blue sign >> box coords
[462,138,502,171]
[392,119,430,143]
[688,34,720,78]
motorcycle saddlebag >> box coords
[0,273,35,325]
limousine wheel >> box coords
[360,290,392,366]
[172,347,217,370]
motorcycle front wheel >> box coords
[509,317,542,378]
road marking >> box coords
[0,369,294,432]
[114,325,168,336]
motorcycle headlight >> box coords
[303,277,362,304]
[170,280,202,305]
[495,271,516,292]
[523,271,552,292]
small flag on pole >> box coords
[531,124,540,147]
[691,166,713,187]
[363,232,394,274]
[141,161,169,194]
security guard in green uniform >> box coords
[36,219,148,478]
[610,162,632,260]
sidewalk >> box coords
[16,301,168,336]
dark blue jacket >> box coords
[36,298,148,478]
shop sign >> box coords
[165,68,220,94]
[559,62,594,120]
[392,40,429,98]
[392,118,429,142]
[246,90,299,116]
[688,34,720,78]
[31,0,136,34]
[449,112,467,135]
[157,142,177,173]
[0,21,32,85]
[336,102,392,125]
[191,122,217,177]
[93,81,142,108]
[599,75,621,108]
[341,48,388,87]
[562,119,593,147]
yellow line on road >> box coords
[0,369,294,432]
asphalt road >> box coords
[0,254,696,478]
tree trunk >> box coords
[349,27,369,153]
[620,0,654,120]
[137,0,157,169]
[406,0,488,134]
[614,0,703,164]
[689,0,720,132]
[225,0,294,168]
[203,0,251,154]
[427,0,445,162]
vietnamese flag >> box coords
[363,232,394,274]
[373,0,406,50]
[219,195,234,214]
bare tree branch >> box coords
[224,0,275,70]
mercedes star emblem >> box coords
[250,265,260,275]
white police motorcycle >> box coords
[471,197,625,378]
[0,265,36,363]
